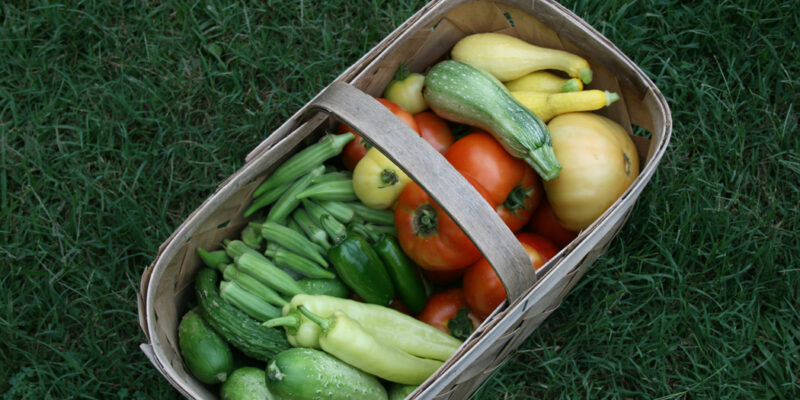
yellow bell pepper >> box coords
[352,147,411,210]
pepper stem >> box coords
[262,314,301,329]
[297,306,332,331]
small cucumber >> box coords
[178,308,234,385]
[266,348,388,400]
[220,367,274,400]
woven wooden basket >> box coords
[138,0,671,398]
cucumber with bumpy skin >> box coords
[423,60,562,180]
[195,268,290,361]
[266,348,388,400]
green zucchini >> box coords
[220,367,274,400]
[423,60,562,180]
[195,268,291,362]
[178,308,234,384]
[266,348,388,400]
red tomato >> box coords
[445,132,541,232]
[417,288,481,340]
[497,165,543,232]
[413,111,455,155]
[394,174,495,271]
[339,98,419,170]
[528,199,578,249]
[463,232,558,319]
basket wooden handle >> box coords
[306,82,537,302]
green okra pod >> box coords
[258,222,329,268]
[266,165,326,223]
[294,179,357,202]
[222,264,288,307]
[234,251,305,297]
[244,180,292,218]
[317,199,355,223]
[347,201,396,226]
[220,280,282,321]
[253,133,354,197]
[265,246,336,280]
[291,208,331,250]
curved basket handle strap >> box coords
[306,82,537,301]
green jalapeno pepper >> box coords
[298,306,443,385]
[321,220,394,306]
[350,224,427,314]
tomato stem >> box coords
[413,204,438,237]
[503,185,533,216]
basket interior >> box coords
[144,1,669,397]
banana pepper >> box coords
[298,306,442,385]
[263,294,461,362]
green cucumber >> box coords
[220,367,274,400]
[195,268,291,361]
[266,348,388,400]
[423,60,562,180]
[178,308,234,384]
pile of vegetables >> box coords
[177,31,639,400]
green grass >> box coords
[1,0,797,399]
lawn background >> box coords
[1,0,798,398]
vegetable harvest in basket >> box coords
[175,31,640,400]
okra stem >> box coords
[253,133,354,197]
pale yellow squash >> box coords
[451,32,593,83]
[505,71,583,93]
[543,112,640,231]
[511,90,620,122]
